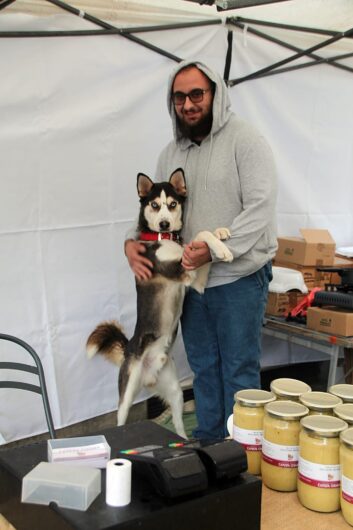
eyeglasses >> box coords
[172,88,211,105]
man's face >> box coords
[172,66,214,140]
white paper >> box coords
[106,458,132,507]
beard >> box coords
[176,110,213,141]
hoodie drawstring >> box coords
[204,133,213,191]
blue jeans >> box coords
[181,262,272,439]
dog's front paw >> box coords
[213,239,233,262]
[214,227,231,241]
[220,247,233,263]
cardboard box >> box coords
[307,306,353,337]
[334,256,353,266]
[276,229,335,266]
[331,256,353,285]
[274,255,353,288]
[273,261,331,289]
[265,292,306,317]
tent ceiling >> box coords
[3,0,353,32]
[2,0,352,72]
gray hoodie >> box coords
[155,60,278,288]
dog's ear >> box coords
[137,173,154,198]
[169,168,187,197]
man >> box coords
[125,60,277,439]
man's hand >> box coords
[124,239,153,281]
[182,241,211,271]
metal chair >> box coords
[0,333,56,439]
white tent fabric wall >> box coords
[1,7,353,442]
[0,14,228,442]
[228,26,353,241]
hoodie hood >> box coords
[167,60,232,148]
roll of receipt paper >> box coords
[105,458,132,507]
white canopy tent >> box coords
[1,0,352,442]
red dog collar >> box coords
[139,232,182,243]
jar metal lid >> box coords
[329,384,353,402]
[265,400,309,420]
[340,426,353,447]
[270,378,311,397]
[235,389,276,407]
[334,403,353,423]
[301,414,348,436]
[299,391,342,410]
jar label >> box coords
[298,457,340,488]
[232,425,263,451]
[342,475,353,503]
[262,438,299,468]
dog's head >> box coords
[136,168,187,234]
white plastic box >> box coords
[48,435,110,468]
[21,462,101,511]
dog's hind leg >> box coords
[155,358,187,439]
[117,359,143,426]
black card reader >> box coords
[184,438,248,481]
[119,444,208,498]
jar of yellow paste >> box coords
[329,384,353,403]
[270,378,311,401]
[261,400,308,491]
[334,403,353,426]
[233,389,276,475]
[298,415,347,512]
[299,391,342,416]
[340,427,353,526]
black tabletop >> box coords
[0,421,262,530]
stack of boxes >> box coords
[266,291,306,318]
[275,228,335,284]
[266,229,335,318]
[266,229,353,336]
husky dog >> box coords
[86,168,233,438]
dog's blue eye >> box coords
[169,201,177,209]
[151,201,159,210]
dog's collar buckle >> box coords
[158,232,173,241]
[139,232,182,244]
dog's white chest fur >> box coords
[155,240,184,262]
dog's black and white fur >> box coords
[86,168,233,438]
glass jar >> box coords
[233,389,276,475]
[299,391,342,416]
[334,403,353,426]
[329,384,353,403]
[340,427,353,526]
[261,400,308,492]
[270,378,311,401]
[298,415,347,512]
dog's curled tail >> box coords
[86,321,128,367]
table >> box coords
[261,483,351,530]
[262,316,353,388]
[0,421,262,530]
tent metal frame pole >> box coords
[228,23,353,85]
[223,29,233,82]
[0,19,222,39]
[0,0,16,11]
[120,19,222,34]
[247,51,353,80]
[43,0,182,62]
[0,29,114,37]
[233,16,353,39]
[228,19,353,79]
